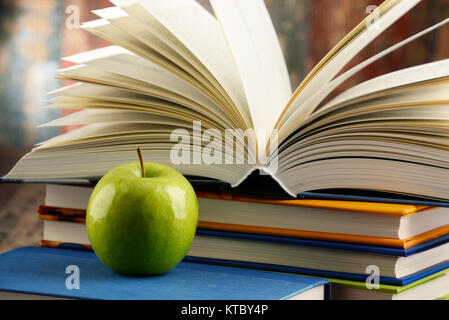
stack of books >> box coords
[2,0,449,300]
[36,183,449,300]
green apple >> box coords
[86,149,198,275]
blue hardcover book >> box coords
[0,247,330,300]
[185,256,449,287]
[40,228,449,287]
[187,229,449,286]
[196,229,449,257]
[49,230,449,257]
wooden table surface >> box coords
[0,147,44,254]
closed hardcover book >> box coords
[0,247,330,300]
[40,183,449,249]
[330,269,449,300]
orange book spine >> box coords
[38,205,86,218]
[39,213,86,224]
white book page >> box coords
[81,19,184,81]
[210,0,292,162]
[48,82,231,128]
[80,17,245,127]
[274,86,449,166]
[63,46,231,124]
[36,123,176,147]
[320,59,449,112]
[110,0,253,131]
[48,82,190,108]
[40,109,193,128]
[55,65,210,113]
[91,7,196,79]
[278,16,449,142]
[91,7,232,121]
[302,82,449,133]
[276,0,421,130]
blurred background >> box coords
[0,0,448,252]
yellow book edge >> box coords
[195,191,431,217]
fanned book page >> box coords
[5,0,449,201]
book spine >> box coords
[38,205,86,217]
[39,213,86,224]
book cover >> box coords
[329,268,449,295]
[329,268,449,300]
[185,256,449,287]
[0,246,330,300]
[4,174,449,208]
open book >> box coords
[5,0,449,200]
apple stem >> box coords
[137,145,145,178]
